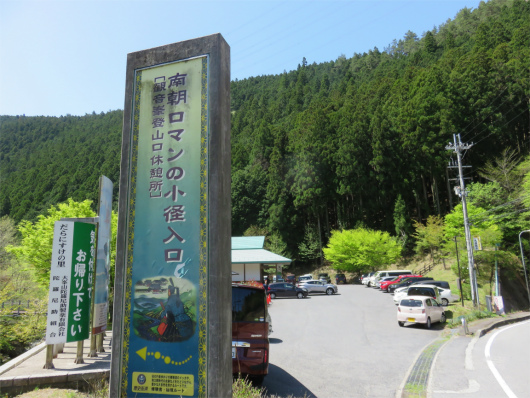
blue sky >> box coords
[0,0,482,117]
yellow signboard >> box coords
[132,372,194,396]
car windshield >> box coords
[400,299,423,307]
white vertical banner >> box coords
[46,222,74,344]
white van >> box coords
[367,270,412,287]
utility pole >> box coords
[446,134,479,307]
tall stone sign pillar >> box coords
[110,34,231,398]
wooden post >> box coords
[97,333,105,352]
[43,344,54,369]
[88,333,98,357]
[74,340,85,364]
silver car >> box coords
[298,280,338,295]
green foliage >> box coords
[444,203,498,240]
[6,199,98,287]
[413,215,446,266]
[0,111,122,223]
[297,223,322,263]
[0,283,47,364]
[393,195,411,247]
[232,377,265,398]
[323,228,402,273]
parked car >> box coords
[298,274,313,283]
[267,282,308,299]
[232,284,269,383]
[285,274,296,285]
[374,276,396,289]
[397,296,446,328]
[422,280,450,289]
[407,284,442,301]
[393,284,441,305]
[380,275,422,292]
[367,270,413,287]
[318,273,331,283]
[437,287,458,306]
[361,272,375,285]
[387,277,434,293]
[335,273,347,284]
[298,280,338,295]
[393,287,411,304]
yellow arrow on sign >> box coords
[136,347,147,361]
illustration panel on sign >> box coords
[133,276,196,342]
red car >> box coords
[380,275,422,292]
[232,284,269,384]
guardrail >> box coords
[1,299,41,316]
[414,262,436,277]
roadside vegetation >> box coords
[4,378,295,398]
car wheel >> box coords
[398,321,404,327]
[426,317,432,329]
[441,313,446,323]
[270,292,276,299]
[326,288,333,295]
[442,298,449,306]
[297,292,304,299]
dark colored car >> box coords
[407,285,441,302]
[420,280,450,289]
[285,274,296,284]
[267,282,308,299]
[388,277,434,293]
[318,273,331,283]
[380,275,422,292]
[232,284,269,384]
[335,273,347,284]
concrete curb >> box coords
[474,313,530,338]
[0,342,46,376]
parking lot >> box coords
[263,284,445,398]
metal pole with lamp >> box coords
[518,230,530,308]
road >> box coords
[431,320,530,398]
[262,284,445,398]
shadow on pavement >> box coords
[269,338,283,344]
[262,364,316,398]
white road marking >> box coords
[465,335,479,370]
[484,321,530,398]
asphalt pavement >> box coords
[0,298,528,398]
[397,311,530,398]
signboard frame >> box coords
[45,221,96,344]
[111,34,231,398]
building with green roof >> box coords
[231,236,291,282]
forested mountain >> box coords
[0,111,122,221]
[1,0,529,262]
